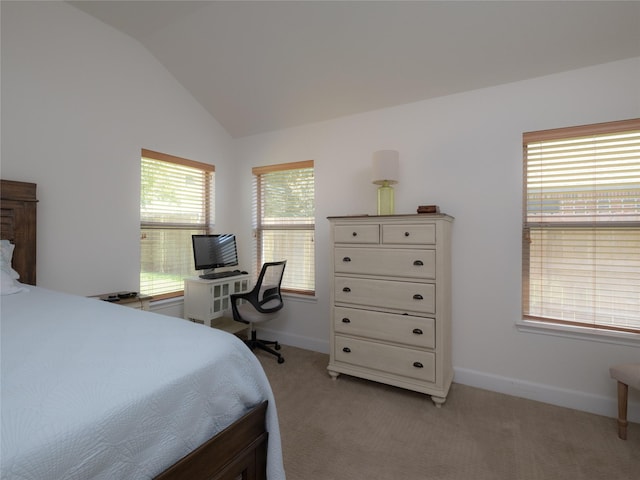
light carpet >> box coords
[256,345,639,480]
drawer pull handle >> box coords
[413,294,423,300]
[352,232,358,237]
[404,232,410,237]
[343,257,351,262]
[342,318,351,323]
[343,347,351,353]
[413,260,424,266]
[413,362,424,368]
[343,287,351,292]
[412,328,423,335]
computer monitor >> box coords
[192,234,239,272]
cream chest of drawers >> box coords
[327,214,453,406]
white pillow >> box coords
[0,239,21,279]
[0,269,25,295]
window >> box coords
[140,149,214,299]
[252,160,315,295]
[522,119,640,334]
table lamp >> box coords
[372,150,399,215]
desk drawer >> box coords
[335,277,435,314]
[335,335,436,382]
[334,307,435,349]
[334,247,435,279]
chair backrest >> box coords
[245,261,287,314]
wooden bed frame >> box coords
[0,179,270,480]
[0,180,37,285]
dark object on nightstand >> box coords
[231,261,287,364]
[117,291,138,299]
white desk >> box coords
[184,274,250,334]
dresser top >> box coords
[327,213,453,221]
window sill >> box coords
[282,292,317,304]
[516,319,640,348]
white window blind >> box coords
[523,119,640,333]
[252,160,315,295]
[140,149,214,298]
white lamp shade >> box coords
[372,150,399,185]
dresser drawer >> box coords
[335,335,436,382]
[335,277,435,314]
[334,224,379,244]
[382,223,436,245]
[334,306,435,349]
[334,247,435,279]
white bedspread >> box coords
[1,286,285,479]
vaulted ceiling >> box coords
[69,1,640,138]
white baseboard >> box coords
[258,327,330,355]
[262,330,640,423]
[205,320,640,424]
[148,297,183,317]
[454,367,640,422]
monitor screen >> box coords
[192,234,239,271]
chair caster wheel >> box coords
[275,344,281,351]
[278,357,285,364]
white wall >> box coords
[1,1,237,296]
[2,1,638,421]
[234,57,640,420]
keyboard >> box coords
[199,270,242,280]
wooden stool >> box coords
[609,363,640,440]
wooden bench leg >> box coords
[617,381,628,440]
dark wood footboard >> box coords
[154,401,268,480]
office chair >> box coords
[231,260,287,364]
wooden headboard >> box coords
[1,180,38,285]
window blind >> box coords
[140,149,214,298]
[523,119,640,333]
[252,160,315,295]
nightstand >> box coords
[91,292,152,311]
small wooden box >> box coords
[417,205,440,214]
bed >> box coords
[0,179,286,480]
